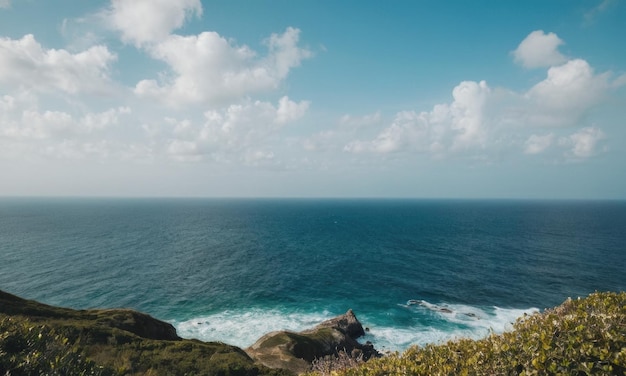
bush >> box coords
[0,316,115,376]
[310,349,366,376]
[306,292,626,376]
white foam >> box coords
[172,309,333,348]
[389,300,539,350]
[172,303,539,353]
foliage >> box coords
[310,349,365,376]
[0,290,291,376]
[306,292,626,376]
[0,316,114,376]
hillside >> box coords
[0,290,290,376]
[307,292,626,376]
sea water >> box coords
[0,198,624,352]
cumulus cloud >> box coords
[135,27,311,107]
[560,127,606,158]
[512,30,567,68]
[342,65,615,159]
[344,81,490,155]
[0,34,116,94]
[103,0,202,46]
[521,59,622,128]
[341,31,623,162]
[163,96,309,162]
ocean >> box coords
[0,198,624,352]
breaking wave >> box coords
[173,301,538,352]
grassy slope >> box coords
[307,292,626,376]
[0,290,291,376]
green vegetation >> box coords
[306,292,626,376]
[0,290,291,376]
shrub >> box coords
[0,316,115,376]
[306,292,626,376]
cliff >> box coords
[0,290,376,375]
[0,290,290,375]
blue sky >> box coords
[0,0,625,198]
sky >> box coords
[0,0,625,199]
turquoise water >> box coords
[0,198,624,351]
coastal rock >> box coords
[246,310,379,374]
[308,309,365,338]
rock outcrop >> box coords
[0,289,180,341]
[246,309,379,374]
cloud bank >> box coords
[339,30,623,162]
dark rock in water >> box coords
[308,309,365,338]
[246,309,379,374]
[439,307,453,314]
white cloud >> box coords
[512,30,567,69]
[449,80,491,150]
[526,59,611,126]
[0,0,10,9]
[344,81,490,155]
[164,96,309,161]
[0,99,136,162]
[524,133,554,154]
[344,111,428,154]
[0,34,116,94]
[276,96,310,124]
[560,127,606,158]
[135,27,311,107]
[103,0,202,46]
[344,31,626,162]
[0,106,131,140]
[341,50,621,160]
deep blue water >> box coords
[0,198,624,351]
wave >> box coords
[370,300,540,351]
[172,308,334,348]
[172,301,538,353]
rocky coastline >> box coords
[0,289,377,375]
